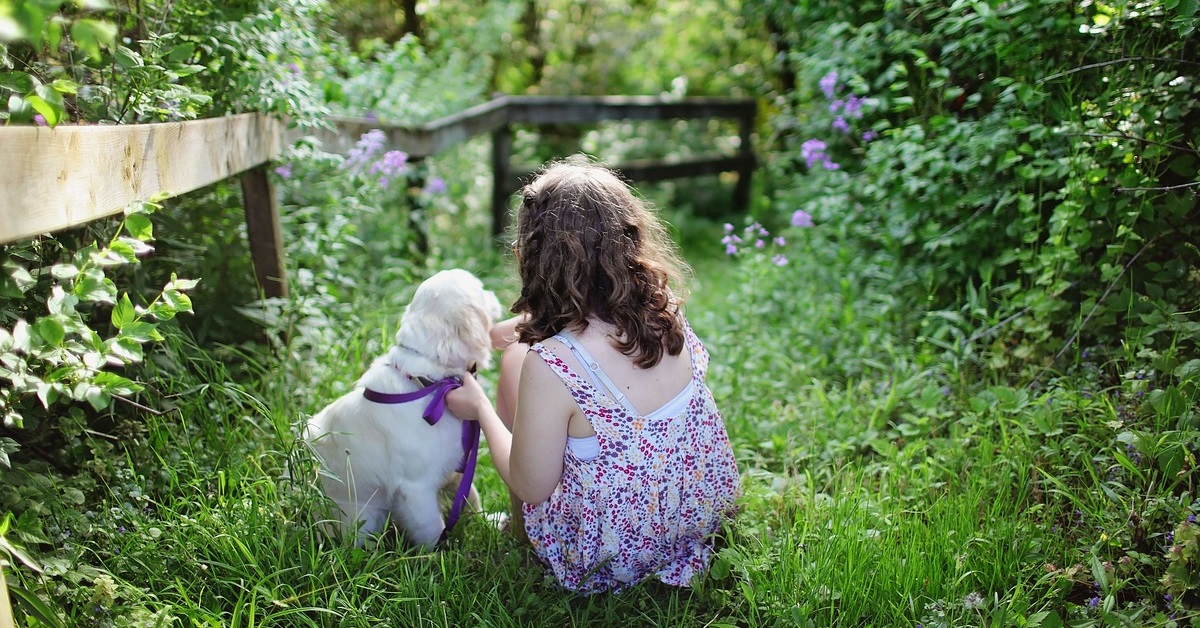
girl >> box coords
[447,156,740,594]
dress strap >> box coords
[554,330,638,416]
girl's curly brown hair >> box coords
[511,156,690,369]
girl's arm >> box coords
[490,314,528,350]
[446,375,515,485]
[507,350,572,503]
[446,351,571,505]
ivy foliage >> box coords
[753,0,1200,369]
[0,203,198,432]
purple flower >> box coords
[723,223,734,234]
[772,254,788,266]
[1188,514,1196,523]
[1088,596,1100,608]
[791,210,814,228]
[754,239,765,249]
[819,70,839,100]
[725,243,738,255]
[832,116,850,133]
[371,150,408,176]
[287,62,301,76]
[828,99,844,113]
[371,150,409,188]
[423,175,447,194]
[800,139,830,169]
[33,114,47,126]
[773,236,786,246]
[862,130,879,142]
[345,129,387,172]
[843,95,865,119]
[274,164,292,179]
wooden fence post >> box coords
[733,112,755,214]
[240,164,289,298]
[491,124,513,239]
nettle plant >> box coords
[2,0,327,126]
[0,203,196,442]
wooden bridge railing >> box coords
[2,95,757,298]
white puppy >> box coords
[305,269,501,548]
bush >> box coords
[755,0,1200,367]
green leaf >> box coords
[50,263,79,280]
[116,235,153,256]
[165,42,195,64]
[124,212,154,241]
[106,335,143,363]
[120,321,162,342]
[33,317,65,346]
[46,15,65,51]
[35,382,58,408]
[111,293,135,329]
[23,94,59,126]
[83,385,110,411]
[1174,359,1200,383]
[73,268,117,303]
[107,239,138,263]
[93,371,142,395]
[6,262,34,291]
[0,71,35,93]
[49,77,78,95]
[7,93,32,120]
[113,45,142,69]
[11,3,48,48]
[69,19,117,61]
[11,320,30,352]
[162,289,193,314]
[169,276,200,291]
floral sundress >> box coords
[523,319,741,593]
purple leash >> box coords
[362,376,480,543]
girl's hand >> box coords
[447,374,491,422]
[490,314,529,350]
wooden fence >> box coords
[2,95,757,298]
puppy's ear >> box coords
[444,290,497,370]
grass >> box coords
[5,178,1198,627]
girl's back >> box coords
[522,317,740,593]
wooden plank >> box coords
[286,98,510,158]
[239,165,288,298]
[512,154,756,185]
[505,96,757,125]
[292,96,755,158]
[0,113,282,245]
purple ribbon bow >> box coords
[362,377,480,542]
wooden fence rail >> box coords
[2,113,289,296]
[3,95,756,298]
